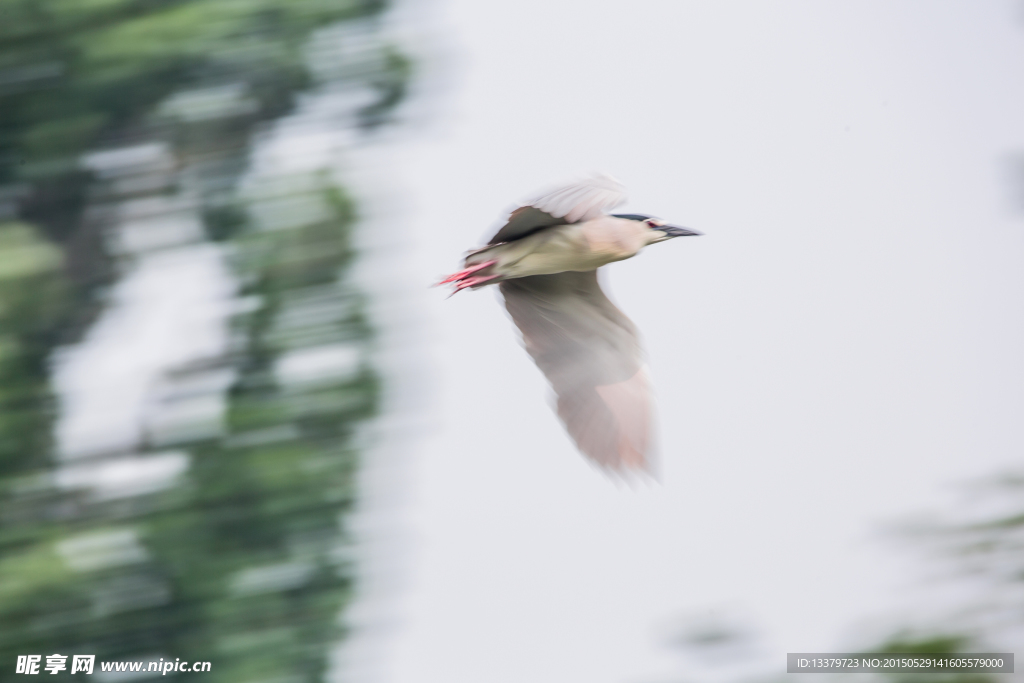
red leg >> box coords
[454,274,499,291]
[445,274,500,298]
[437,260,496,285]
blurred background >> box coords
[0,1,408,681]
[1,1,1023,683]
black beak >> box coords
[655,224,702,237]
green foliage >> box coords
[0,222,69,477]
[0,0,408,680]
[1,0,396,303]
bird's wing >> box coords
[488,174,628,245]
[499,270,653,471]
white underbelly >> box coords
[506,250,610,277]
[500,226,634,278]
[464,221,646,280]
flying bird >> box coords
[440,174,701,472]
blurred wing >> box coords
[487,206,565,246]
[499,270,653,471]
[488,174,628,245]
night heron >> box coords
[440,174,701,473]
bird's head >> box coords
[613,214,702,244]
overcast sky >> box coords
[351,2,1024,682]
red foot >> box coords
[453,274,499,291]
[437,260,501,296]
[444,274,500,298]
[437,260,496,285]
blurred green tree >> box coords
[0,1,408,680]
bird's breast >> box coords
[579,217,648,260]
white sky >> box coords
[355,2,1024,682]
